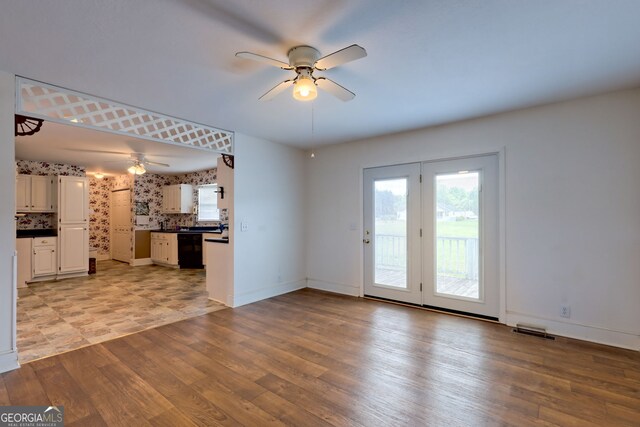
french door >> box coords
[363,155,499,319]
[363,164,422,304]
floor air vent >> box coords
[513,323,555,340]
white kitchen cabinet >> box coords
[16,175,30,212]
[59,224,89,273]
[16,175,56,213]
[161,184,193,214]
[57,176,89,275]
[16,238,32,287]
[150,232,178,266]
[33,237,57,277]
[59,176,89,223]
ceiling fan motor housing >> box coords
[288,46,320,68]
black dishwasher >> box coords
[177,233,204,269]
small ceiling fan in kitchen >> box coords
[77,150,170,175]
[236,44,367,102]
[124,154,169,175]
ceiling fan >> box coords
[79,150,170,175]
[236,44,367,102]
[122,153,169,175]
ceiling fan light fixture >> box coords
[127,162,146,175]
[293,75,317,101]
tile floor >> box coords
[16,260,225,363]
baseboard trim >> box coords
[506,312,640,351]
[0,350,19,374]
[130,258,153,267]
[307,278,360,297]
[233,279,306,308]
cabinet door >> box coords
[59,225,89,273]
[167,236,178,265]
[171,186,180,212]
[150,238,161,262]
[33,246,57,276]
[31,176,53,212]
[178,184,194,213]
[16,175,31,212]
[59,176,89,223]
[162,186,173,213]
[160,240,168,262]
[16,238,33,286]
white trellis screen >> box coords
[16,77,233,154]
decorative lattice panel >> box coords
[16,78,233,154]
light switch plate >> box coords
[241,222,249,232]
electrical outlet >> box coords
[560,304,571,318]
[241,222,249,232]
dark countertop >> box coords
[205,238,229,244]
[151,229,222,235]
[17,229,57,238]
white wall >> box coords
[0,71,19,372]
[307,88,640,350]
[232,133,307,306]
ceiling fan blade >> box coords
[63,148,132,155]
[315,44,367,70]
[315,77,355,102]
[144,160,170,167]
[259,79,294,101]
[235,51,293,69]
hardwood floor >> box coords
[2,289,639,426]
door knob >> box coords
[363,239,370,244]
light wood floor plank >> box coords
[1,288,638,426]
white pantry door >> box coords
[111,189,132,263]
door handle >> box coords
[363,239,370,244]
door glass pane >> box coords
[435,172,480,299]
[374,178,407,288]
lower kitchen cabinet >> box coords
[33,236,57,277]
[150,232,178,266]
[59,225,89,273]
[16,238,32,287]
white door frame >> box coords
[358,148,507,323]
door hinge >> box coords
[419,174,422,183]
[420,228,422,237]
[420,282,423,291]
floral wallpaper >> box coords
[15,160,86,230]
[133,168,218,230]
[16,160,85,177]
[88,174,133,258]
[89,177,113,257]
[87,170,217,258]
[132,173,171,230]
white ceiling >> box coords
[2,1,640,148]
[16,121,219,176]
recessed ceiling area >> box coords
[2,1,640,147]
[15,121,219,176]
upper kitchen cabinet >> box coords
[58,176,89,223]
[16,174,56,213]
[162,184,193,214]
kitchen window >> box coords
[197,184,219,221]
